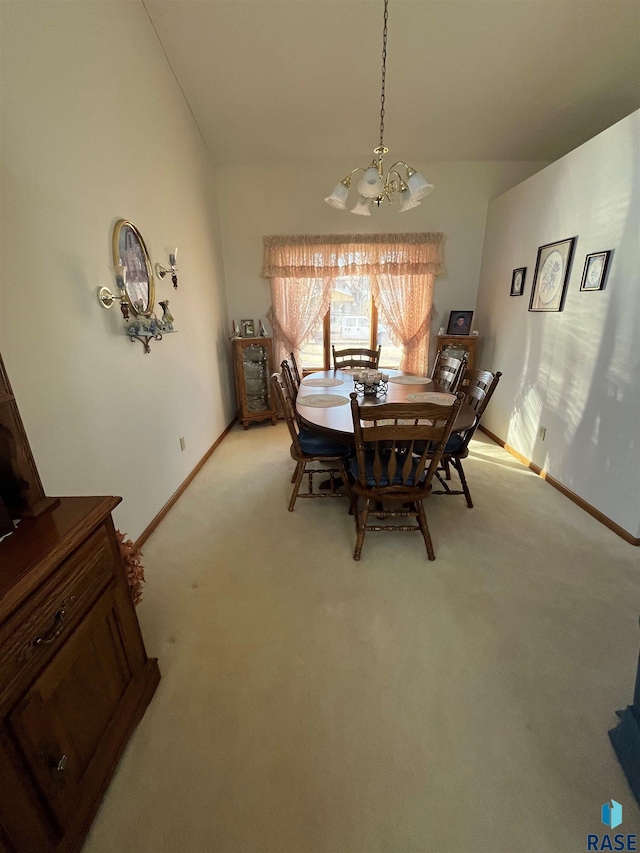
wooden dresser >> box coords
[0,353,159,853]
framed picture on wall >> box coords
[510,267,526,296]
[446,311,474,335]
[580,251,611,292]
[241,319,255,337]
[529,237,576,312]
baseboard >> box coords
[135,418,237,549]
[478,425,640,546]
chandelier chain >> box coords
[379,0,388,151]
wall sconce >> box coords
[155,247,178,289]
[97,221,179,353]
[98,264,130,319]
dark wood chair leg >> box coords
[452,458,473,508]
[416,500,435,560]
[291,461,302,484]
[289,463,305,511]
[434,469,452,493]
[354,498,370,561]
[340,461,357,517]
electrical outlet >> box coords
[179,436,186,451]
[538,427,546,441]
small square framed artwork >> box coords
[580,251,611,292]
[510,267,526,297]
[241,319,255,337]
[446,311,474,336]
[529,237,576,313]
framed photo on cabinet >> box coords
[529,237,576,312]
[241,319,255,337]
[580,251,611,292]
[510,267,526,296]
[446,311,473,335]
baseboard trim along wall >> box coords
[135,418,238,549]
[479,425,640,546]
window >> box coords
[299,276,402,370]
[264,233,443,376]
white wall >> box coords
[475,111,640,538]
[0,1,234,540]
[216,160,545,359]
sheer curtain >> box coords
[263,233,443,372]
[266,276,332,368]
[372,271,436,374]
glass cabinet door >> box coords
[242,343,270,412]
[442,342,470,361]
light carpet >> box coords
[83,424,640,853]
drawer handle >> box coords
[32,597,76,648]
[48,754,68,773]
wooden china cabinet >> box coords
[435,334,480,371]
[232,336,278,429]
[0,352,160,853]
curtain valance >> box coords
[263,233,443,279]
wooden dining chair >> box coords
[281,359,299,404]
[431,351,468,392]
[347,391,464,560]
[271,373,350,511]
[288,351,302,388]
[332,346,381,370]
[433,369,502,507]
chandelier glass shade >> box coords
[324,0,433,214]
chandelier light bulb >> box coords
[324,180,350,209]
[406,169,434,201]
[398,187,422,212]
[357,165,384,198]
[351,196,372,216]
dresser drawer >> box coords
[0,524,117,707]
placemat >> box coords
[406,392,455,405]
[388,375,432,385]
[298,394,350,408]
[301,377,343,387]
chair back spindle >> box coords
[281,359,299,404]
[288,352,302,388]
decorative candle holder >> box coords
[354,378,388,398]
[353,369,389,398]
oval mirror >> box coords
[112,219,154,315]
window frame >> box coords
[310,301,380,372]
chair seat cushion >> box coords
[413,433,466,456]
[443,433,465,454]
[349,449,421,487]
[298,429,350,457]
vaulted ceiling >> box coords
[143,0,640,167]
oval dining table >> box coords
[296,369,477,444]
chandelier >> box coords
[324,0,433,215]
